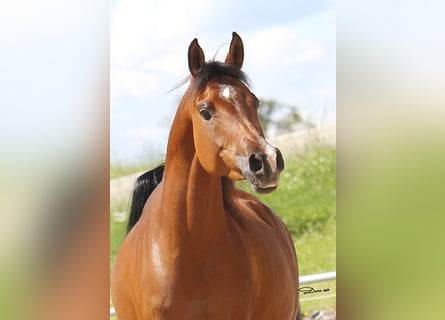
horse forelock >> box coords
[191,60,250,91]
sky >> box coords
[111,0,336,163]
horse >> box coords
[111,32,299,320]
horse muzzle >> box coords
[243,145,285,194]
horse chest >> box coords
[139,226,294,319]
[139,245,254,319]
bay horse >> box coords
[111,32,299,320]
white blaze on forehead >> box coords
[219,85,242,111]
[222,86,231,99]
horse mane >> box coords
[127,164,165,234]
[191,60,250,90]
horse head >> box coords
[186,32,284,194]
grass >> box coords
[110,142,336,318]
[110,196,129,275]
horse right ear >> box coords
[225,32,244,69]
[188,38,205,77]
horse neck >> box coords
[162,94,227,244]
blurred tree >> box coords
[258,99,313,136]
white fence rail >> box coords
[299,271,336,284]
[110,271,336,316]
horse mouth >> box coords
[245,174,278,194]
[250,184,277,194]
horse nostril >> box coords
[249,153,263,173]
[276,149,284,171]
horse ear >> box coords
[225,32,244,69]
[188,38,205,76]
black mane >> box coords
[193,60,250,90]
[126,164,164,234]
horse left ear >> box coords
[188,38,205,77]
[225,32,244,69]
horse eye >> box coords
[199,108,212,121]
